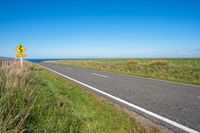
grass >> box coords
[0,60,148,133]
[50,58,200,86]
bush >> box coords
[149,60,169,66]
[127,60,139,65]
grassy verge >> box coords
[0,61,148,133]
[50,58,200,86]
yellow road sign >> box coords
[16,44,26,53]
[16,53,26,57]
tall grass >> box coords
[0,61,36,132]
[51,58,200,86]
[0,61,84,132]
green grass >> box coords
[0,61,147,133]
[50,58,200,86]
[32,66,147,133]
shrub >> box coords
[149,60,169,66]
[127,60,139,65]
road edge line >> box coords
[38,64,200,133]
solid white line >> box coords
[65,67,73,70]
[39,64,200,133]
[91,73,109,78]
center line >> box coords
[65,67,73,70]
[91,73,109,78]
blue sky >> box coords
[0,0,200,58]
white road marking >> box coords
[65,67,73,70]
[91,73,109,78]
[39,64,200,133]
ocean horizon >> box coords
[26,58,98,63]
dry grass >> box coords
[0,61,32,94]
[128,60,139,65]
[149,61,169,66]
[0,60,36,132]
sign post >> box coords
[16,44,26,67]
[20,57,23,66]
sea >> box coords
[26,58,95,63]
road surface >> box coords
[39,63,200,133]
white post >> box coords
[20,57,23,67]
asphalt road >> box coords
[40,63,200,133]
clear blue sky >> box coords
[1,0,200,58]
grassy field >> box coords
[50,58,200,86]
[0,61,152,133]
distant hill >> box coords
[0,57,15,60]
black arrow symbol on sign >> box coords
[19,45,23,53]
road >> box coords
[39,63,200,133]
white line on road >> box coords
[91,73,109,78]
[39,64,200,133]
[65,67,73,70]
